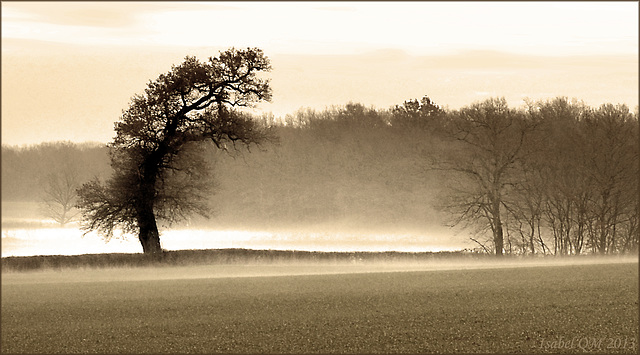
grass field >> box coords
[1,260,638,353]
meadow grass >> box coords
[1,262,638,353]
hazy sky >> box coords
[2,1,638,146]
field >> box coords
[1,259,638,353]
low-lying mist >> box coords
[3,253,636,286]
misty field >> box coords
[2,261,638,353]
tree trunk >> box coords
[494,223,504,256]
[529,218,536,255]
[137,206,162,254]
[492,197,504,257]
[137,163,163,254]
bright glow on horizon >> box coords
[1,227,468,257]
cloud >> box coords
[4,2,137,28]
[2,2,637,56]
[2,2,233,29]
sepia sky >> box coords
[2,1,638,146]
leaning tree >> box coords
[77,48,273,253]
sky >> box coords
[2,1,639,146]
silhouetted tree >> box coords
[77,48,273,254]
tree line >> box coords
[3,97,636,255]
[2,142,110,226]
[2,51,637,256]
[275,96,639,255]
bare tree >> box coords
[438,98,538,256]
[506,163,548,255]
[581,104,638,254]
[41,168,80,226]
[533,98,591,255]
[37,142,86,226]
[524,98,639,255]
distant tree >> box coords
[77,48,273,254]
[391,95,443,129]
[437,98,538,256]
[40,168,80,226]
[34,142,87,226]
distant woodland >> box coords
[2,96,638,255]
